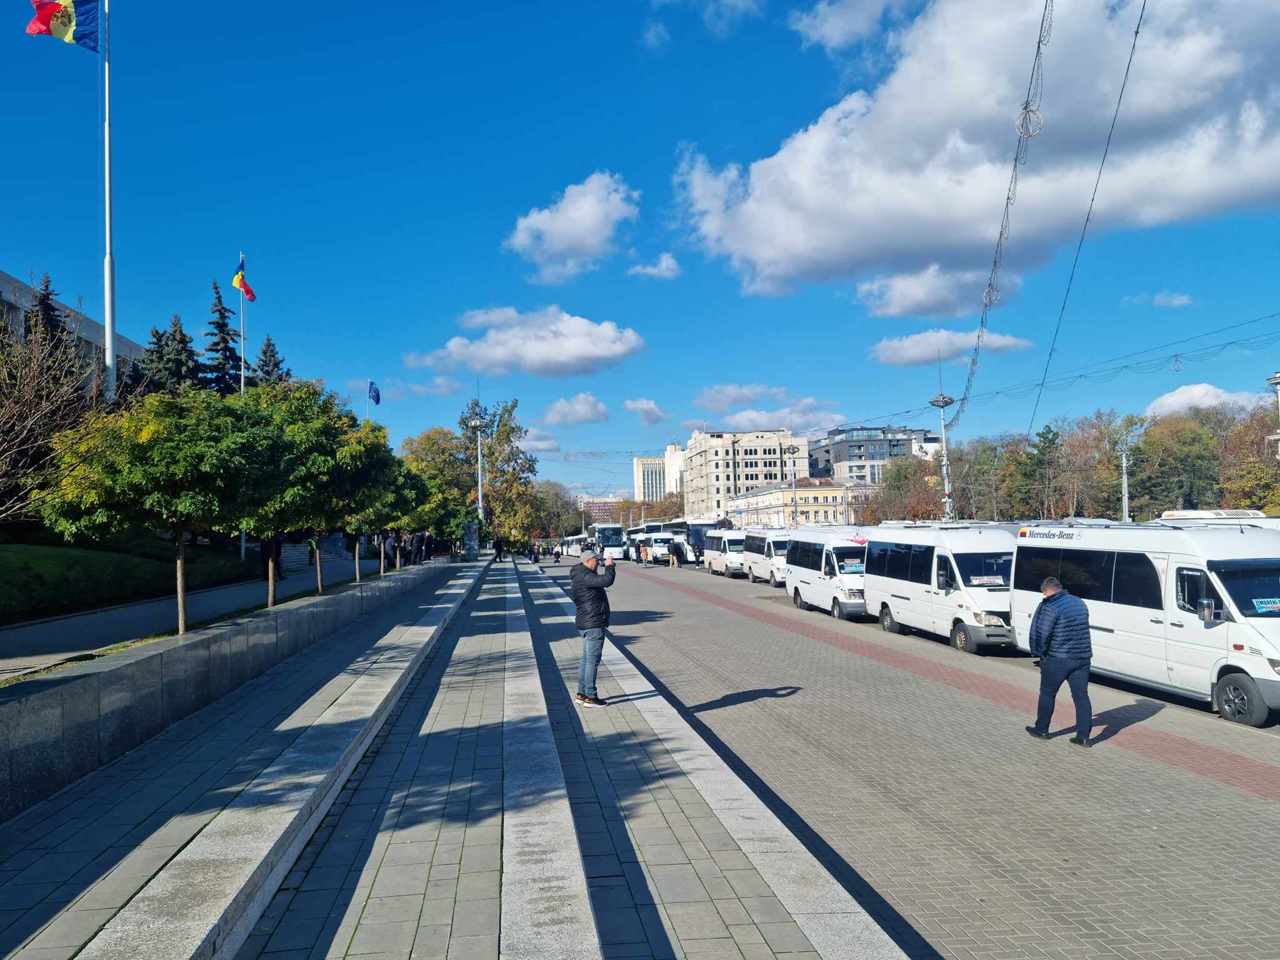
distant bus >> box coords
[562,534,588,558]
[663,516,720,565]
[589,523,626,561]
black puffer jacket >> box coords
[1029,589,1092,660]
[571,562,615,629]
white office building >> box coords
[633,456,666,502]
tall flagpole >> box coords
[102,0,116,402]
[239,250,246,394]
[238,251,246,560]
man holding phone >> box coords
[570,549,616,707]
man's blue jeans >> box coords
[1034,656,1093,738]
[578,628,606,699]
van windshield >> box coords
[955,552,1012,587]
[832,546,866,574]
[725,541,745,553]
[596,530,624,547]
[769,540,789,553]
[1209,560,1280,617]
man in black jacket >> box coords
[571,549,616,707]
[1026,576,1094,747]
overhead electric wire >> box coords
[1026,0,1149,434]
[947,0,1055,431]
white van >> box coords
[1010,522,1280,726]
[743,528,790,587]
[864,523,1016,652]
[704,530,747,576]
[785,526,872,619]
[645,533,675,564]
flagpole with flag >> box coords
[238,250,245,394]
[102,0,114,402]
[26,1,112,397]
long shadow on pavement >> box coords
[543,567,945,960]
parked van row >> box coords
[683,516,1280,728]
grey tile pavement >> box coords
[516,562,859,960]
[233,568,512,960]
[0,565,458,959]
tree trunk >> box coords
[354,539,361,583]
[315,536,324,595]
[379,537,386,576]
[176,533,187,635]
[267,545,277,608]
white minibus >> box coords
[589,523,627,561]
[645,533,676,564]
[562,534,588,558]
[704,530,747,576]
[1010,522,1280,726]
[785,526,872,619]
[743,528,790,587]
[864,523,1015,652]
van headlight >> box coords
[844,589,863,600]
[976,612,1005,627]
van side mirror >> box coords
[1198,597,1217,625]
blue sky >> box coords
[4,0,1279,496]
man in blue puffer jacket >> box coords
[1026,577,1094,747]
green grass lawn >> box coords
[0,544,257,626]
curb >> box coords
[77,560,491,960]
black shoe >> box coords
[1069,736,1091,748]
[1025,726,1050,740]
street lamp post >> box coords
[784,445,799,528]
[929,393,956,521]
[469,417,484,524]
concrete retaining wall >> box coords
[0,564,445,825]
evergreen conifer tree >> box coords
[140,325,171,392]
[164,315,202,390]
[202,281,243,396]
[254,334,291,385]
[23,274,66,341]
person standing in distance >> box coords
[1026,576,1094,747]
[571,549,615,707]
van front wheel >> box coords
[1215,672,1270,727]
[793,589,809,612]
[879,606,902,635]
[950,623,976,654]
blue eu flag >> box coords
[368,381,381,406]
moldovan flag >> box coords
[26,0,99,52]
[232,257,257,302]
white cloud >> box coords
[1154,291,1194,308]
[625,398,669,425]
[655,0,763,36]
[871,328,1031,366]
[545,392,609,426]
[790,0,905,52]
[506,172,640,283]
[406,305,644,377]
[1123,291,1194,308]
[1145,383,1268,417]
[519,427,561,453]
[345,376,460,401]
[678,1,1280,297]
[628,252,682,279]
[723,397,846,434]
[694,383,788,412]
[857,264,1022,318]
[642,20,671,49]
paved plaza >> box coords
[1,558,1278,959]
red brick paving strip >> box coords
[634,570,1280,803]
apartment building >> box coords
[726,479,860,528]
[632,457,666,502]
[809,425,940,487]
[682,430,809,519]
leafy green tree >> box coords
[863,457,942,522]
[401,426,473,545]
[23,274,65,341]
[142,315,202,394]
[346,458,419,577]
[202,282,243,396]
[459,398,537,541]
[337,422,401,581]
[1220,406,1280,512]
[43,390,280,632]
[1130,416,1221,518]
[254,334,291,385]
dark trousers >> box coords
[1034,656,1093,738]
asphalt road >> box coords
[542,558,1280,960]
